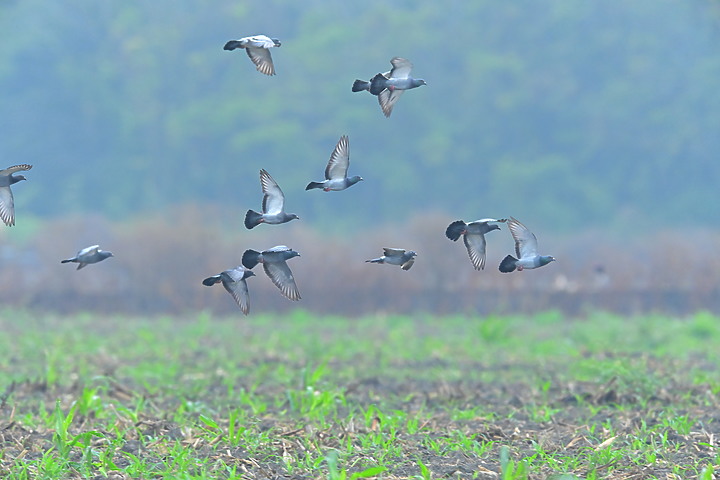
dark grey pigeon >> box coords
[242,245,301,301]
[306,136,363,192]
[0,164,32,227]
[446,218,507,270]
[499,217,556,273]
[202,265,255,315]
[245,169,299,229]
[223,34,281,76]
[366,248,417,271]
[61,245,114,270]
[353,57,426,117]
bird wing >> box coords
[223,269,251,315]
[78,245,101,256]
[325,135,350,180]
[389,57,413,79]
[378,88,404,117]
[382,248,406,258]
[245,47,275,76]
[265,245,291,253]
[260,169,285,215]
[463,231,488,270]
[245,35,276,48]
[508,217,538,259]
[0,186,15,226]
[401,258,415,271]
[473,218,507,224]
[0,164,32,176]
[263,261,301,301]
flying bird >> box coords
[306,135,363,192]
[61,245,114,270]
[445,218,507,270]
[0,164,32,227]
[242,246,301,301]
[223,35,281,76]
[202,266,255,315]
[245,169,299,229]
[366,248,417,271]
[499,217,555,273]
[352,57,426,117]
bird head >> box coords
[408,251,417,257]
[416,79,427,87]
[271,38,282,47]
[540,255,555,266]
[349,176,364,185]
[490,224,501,232]
[246,270,256,278]
[290,214,300,221]
[13,175,27,183]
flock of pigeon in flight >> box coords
[0,34,555,315]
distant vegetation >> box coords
[0,212,719,315]
[1,0,720,232]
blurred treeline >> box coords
[1,212,719,316]
[1,0,720,232]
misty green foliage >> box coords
[1,1,720,231]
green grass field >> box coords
[1,309,719,479]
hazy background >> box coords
[1,0,719,315]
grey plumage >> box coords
[445,218,506,270]
[0,164,32,227]
[202,266,255,315]
[498,217,556,273]
[306,135,363,192]
[245,169,299,229]
[223,34,281,76]
[242,245,301,301]
[366,248,417,271]
[61,245,114,270]
[353,57,426,117]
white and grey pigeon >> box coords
[223,35,281,76]
[446,218,507,270]
[499,217,556,273]
[242,246,301,301]
[61,245,114,270]
[352,57,426,117]
[0,164,32,227]
[245,169,299,229]
[202,265,255,315]
[366,248,417,271]
[306,135,363,192]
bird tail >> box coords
[202,275,221,286]
[369,73,387,95]
[499,255,518,273]
[244,210,263,230]
[223,40,243,51]
[352,79,370,92]
[365,257,384,264]
[305,181,324,191]
[445,221,467,242]
[242,249,262,270]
